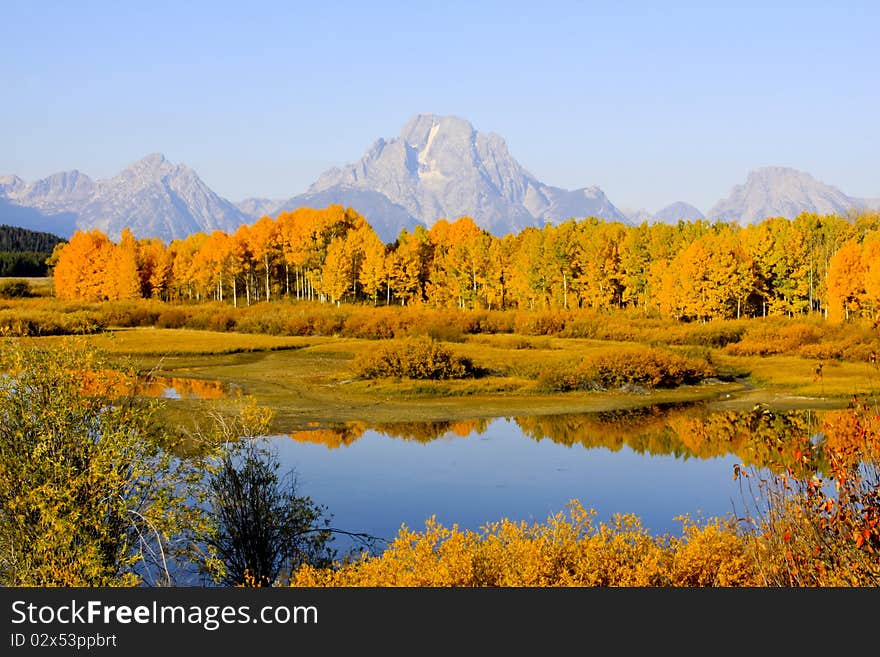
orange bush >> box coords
[579,346,716,388]
[352,336,474,380]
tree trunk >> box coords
[265,253,270,302]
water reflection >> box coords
[284,404,829,475]
[269,404,833,547]
[137,375,238,400]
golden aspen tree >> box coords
[862,230,880,318]
[483,235,514,310]
[444,217,491,309]
[826,238,866,322]
[51,238,80,301]
[544,220,580,310]
[108,228,142,300]
[137,237,172,299]
[661,238,712,320]
[169,232,208,301]
[425,219,457,308]
[52,229,115,301]
[388,228,424,306]
[575,220,626,311]
[319,237,352,305]
[190,231,231,302]
[505,227,545,310]
[247,216,279,302]
[342,223,380,299]
[620,223,652,312]
[276,210,312,299]
[229,224,254,306]
[811,213,856,317]
[701,229,753,319]
[359,231,389,305]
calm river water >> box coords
[266,404,785,552]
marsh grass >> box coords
[5,303,878,429]
[36,327,314,355]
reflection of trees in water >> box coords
[518,405,827,474]
[667,408,826,474]
[288,423,368,449]
[287,418,491,449]
[515,405,691,457]
[283,405,831,473]
[367,418,491,443]
[137,375,233,400]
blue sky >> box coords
[3,0,878,211]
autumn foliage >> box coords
[0,342,206,585]
[250,400,880,587]
[47,206,880,323]
[289,400,880,587]
[536,346,716,392]
[290,502,756,587]
[578,346,715,388]
[352,336,475,380]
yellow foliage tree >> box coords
[826,238,865,322]
[52,229,115,301]
[861,231,880,318]
[108,228,141,300]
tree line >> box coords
[49,206,880,322]
[0,224,66,276]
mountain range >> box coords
[1,114,877,243]
[0,154,247,241]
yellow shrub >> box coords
[289,502,752,588]
[667,517,756,586]
[578,346,716,388]
[352,336,474,380]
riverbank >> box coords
[22,327,874,430]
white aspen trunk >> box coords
[265,253,270,301]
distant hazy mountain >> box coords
[247,113,630,240]
[0,154,249,241]
[707,167,863,225]
[6,137,876,246]
[235,197,286,219]
[621,202,704,225]
[0,175,26,196]
[621,207,654,224]
[653,201,705,223]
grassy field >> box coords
[37,327,316,355]
[0,276,53,296]
[19,326,879,432]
